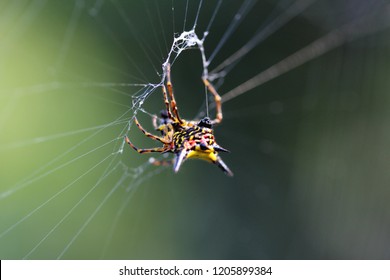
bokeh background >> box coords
[0,0,389,259]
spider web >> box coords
[1,0,390,260]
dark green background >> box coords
[0,0,389,259]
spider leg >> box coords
[134,117,170,144]
[203,78,222,125]
[161,84,174,121]
[149,157,174,166]
[125,136,168,154]
[152,114,159,129]
[166,63,184,124]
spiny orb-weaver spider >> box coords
[125,63,233,176]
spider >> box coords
[125,63,233,176]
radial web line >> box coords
[210,0,316,78]
[192,0,203,29]
[0,107,134,201]
[207,0,256,64]
[55,0,85,71]
[221,5,390,103]
[0,153,115,242]
[23,157,120,259]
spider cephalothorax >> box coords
[125,63,233,176]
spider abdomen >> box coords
[172,126,215,152]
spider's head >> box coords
[197,117,213,129]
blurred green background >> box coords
[0,0,389,259]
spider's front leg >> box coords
[134,118,170,144]
[165,63,184,124]
[161,84,174,121]
[125,117,171,154]
[203,78,222,125]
